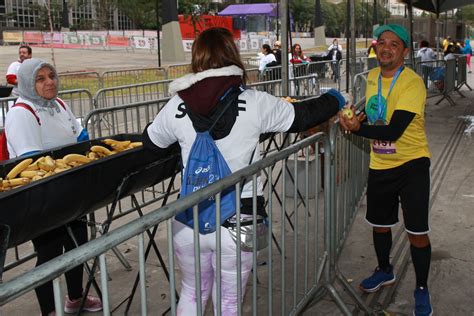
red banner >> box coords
[178,15,240,40]
[107,35,129,47]
[23,32,44,44]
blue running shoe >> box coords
[359,266,396,293]
[413,287,433,316]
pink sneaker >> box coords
[64,295,102,313]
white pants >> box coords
[173,220,254,316]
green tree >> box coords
[290,0,314,32]
[178,0,210,36]
[28,0,62,31]
[116,0,157,30]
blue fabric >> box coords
[21,151,40,157]
[77,129,89,142]
[326,89,346,109]
[462,40,472,55]
[429,67,445,81]
[175,131,236,234]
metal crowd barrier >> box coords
[56,89,94,124]
[453,55,472,94]
[93,80,173,108]
[84,98,168,139]
[0,89,93,128]
[246,74,319,98]
[352,71,370,105]
[101,67,167,88]
[58,71,101,94]
[166,63,192,79]
[1,83,376,315]
[0,126,371,315]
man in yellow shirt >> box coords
[339,24,432,316]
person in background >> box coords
[416,40,437,88]
[258,44,277,73]
[462,39,472,73]
[327,39,343,81]
[6,44,32,98]
[143,27,347,316]
[5,58,102,316]
[339,24,433,316]
[444,44,456,61]
[272,40,282,65]
[367,40,378,70]
[290,43,310,64]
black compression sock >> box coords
[373,230,392,272]
[410,244,431,288]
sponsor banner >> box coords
[82,34,106,47]
[23,31,44,44]
[42,32,63,45]
[182,40,194,52]
[3,31,23,43]
[107,35,129,47]
[63,32,82,45]
[238,40,248,51]
[132,36,158,49]
[249,38,260,50]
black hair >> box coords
[19,44,32,55]
[262,44,272,54]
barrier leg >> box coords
[124,180,179,314]
[335,267,373,315]
[0,224,10,282]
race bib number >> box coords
[372,140,396,154]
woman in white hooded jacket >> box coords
[143,27,347,315]
[5,58,102,315]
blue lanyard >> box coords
[376,66,404,121]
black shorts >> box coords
[366,157,431,234]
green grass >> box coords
[59,71,168,95]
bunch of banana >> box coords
[0,139,143,192]
[102,139,142,152]
[281,96,298,103]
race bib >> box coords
[372,140,396,154]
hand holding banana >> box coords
[338,106,366,134]
[0,139,143,192]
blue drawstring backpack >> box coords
[175,89,241,234]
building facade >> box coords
[0,0,133,31]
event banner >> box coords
[23,32,43,44]
[132,36,157,49]
[42,32,63,45]
[3,31,23,43]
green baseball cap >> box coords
[373,24,410,47]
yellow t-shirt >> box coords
[365,67,431,170]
